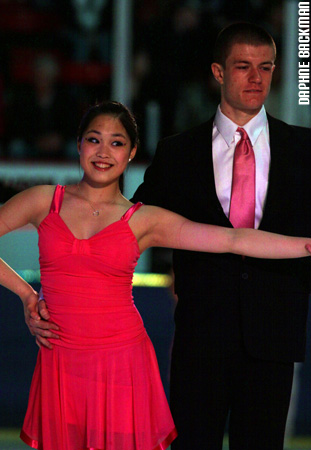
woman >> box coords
[0,101,310,450]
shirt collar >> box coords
[214,105,267,147]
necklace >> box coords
[77,184,101,216]
[90,207,100,216]
[77,184,120,217]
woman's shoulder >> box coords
[130,204,174,225]
[4,185,58,220]
[0,185,58,232]
[28,184,57,194]
[19,184,57,204]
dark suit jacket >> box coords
[132,114,311,362]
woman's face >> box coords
[78,114,136,187]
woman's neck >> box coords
[77,179,122,205]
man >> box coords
[132,23,311,449]
[27,23,311,450]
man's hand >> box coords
[306,244,311,254]
[23,293,59,349]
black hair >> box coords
[78,101,139,192]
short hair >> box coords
[213,22,276,67]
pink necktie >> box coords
[229,128,255,228]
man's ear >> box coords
[211,62,225,85]
[77,140,81,155]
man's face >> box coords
[212,43,275,122]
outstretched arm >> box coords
[177,220,311,259]
[138,206,311,259]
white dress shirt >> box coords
[212,105,270,229]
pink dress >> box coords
[20,185,177,450]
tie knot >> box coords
[237,127,248,141]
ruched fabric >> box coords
[21,185,177,450]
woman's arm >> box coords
[138,206,311,259]
[0,186,59,347]
[0,187,46,300]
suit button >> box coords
[242,273,249,280]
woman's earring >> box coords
[128,158,131,162]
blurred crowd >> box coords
[0,0,284,163]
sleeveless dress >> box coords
[20,185,177,450]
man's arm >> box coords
[26,291,59,349]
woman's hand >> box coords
[23,292,59,349]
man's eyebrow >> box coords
[233,59,274,65]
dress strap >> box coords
[49,185,66,213]
[121,202,144,222]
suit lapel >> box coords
[258,114,290,230]
[191,116,232,226]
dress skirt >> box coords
[21,332,176,450]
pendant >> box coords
[93,210,100,216]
